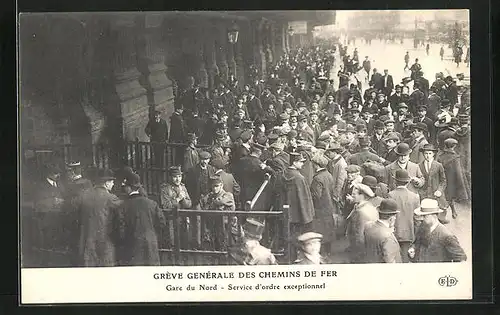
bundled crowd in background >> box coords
[26,42,471,267]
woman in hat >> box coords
[418,144,449,224]
[345,182,379,263]
[409,199,467,263]
[364,199,402,263]
[436,138,470,218]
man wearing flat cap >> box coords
[409,122,429,164]
[294,232,327,264]
[185,151,216,208]
[345,182,379,263]
[437,138,470,219]
[388,169,421,262]
[281,152,315,254]
[120,173,166,266]
[229,218,277,265]
[384,142,425,194]
[73,169,123,267]
[200,176,236,250]
[409,199,467,262]
[364,199,402,263]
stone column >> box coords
[264,21,274,69]
[204,23,219,90]
[252,19,266,79]
[109,16,149,143]
[216,23,229,84]
[137,14,175,124]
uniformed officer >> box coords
[294,232,328,264]
[200,176,236,250]
[228,218,278,265]
[160,166,193,248]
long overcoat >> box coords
[437,149,470,201]
[364,220,402,263]
[389,186,421,243]
[418,160,448,209]
[310,169,337,243]
[346,200,379,263]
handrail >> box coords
[172,209,281,216]
[245,173,271,211]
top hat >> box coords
[169,166,183,176]
[242,218,266,240]
[290,152,307,164]
[199,151,212,160]
[394,143,412,155]
[414,198,443,215]
[97,168,115,181]
[362,175,378,190]
[352,182,375,198]
[393,169,411,183]
[411,122,428,132]
[419,143,438,152]
[377,199,400,215]
[297,232,323,243]
[444,138,459,148]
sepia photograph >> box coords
[19,9,473,303]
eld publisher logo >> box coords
[438,275,458,287]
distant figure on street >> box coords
[404,52,410,70]
[426,43,430,56]
[439,46,445,61]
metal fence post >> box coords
[282,204,291,264]
[172,207,181,266]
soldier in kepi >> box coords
[229,218,278,265]
[294,232,328,264]
[160,166,192,248]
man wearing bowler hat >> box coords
[120,173,166,266]
[388,169,421,262]
[75,168,123,267]
[364,199,402,263]
[409,122,429,164]
[385,142,425,194]
[294,232,327,265]
[228,218,277,265]
[409,199,467,262]
[418,143,449,224]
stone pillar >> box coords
[137,14,175,123]
[216,24,229,84]
[252,19,266,80]
[274,22,285,62]
[204,24,219,90]
[109,16,149,143]
[264,21,274,69]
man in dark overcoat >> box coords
[388,169,421,262]
[409,199,467,262]
[347,136,386,167]
[418,144,448,224]
[236,143,272,205]
[145,110,169,168]
[184,151,216,208]
[74,169,123,267]
[120,173,166,266]
[364,199,402,263]
[310,154,337,256]
[33,164,65,267]
[436,138,470,219]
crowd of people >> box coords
[27,41,471,267]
